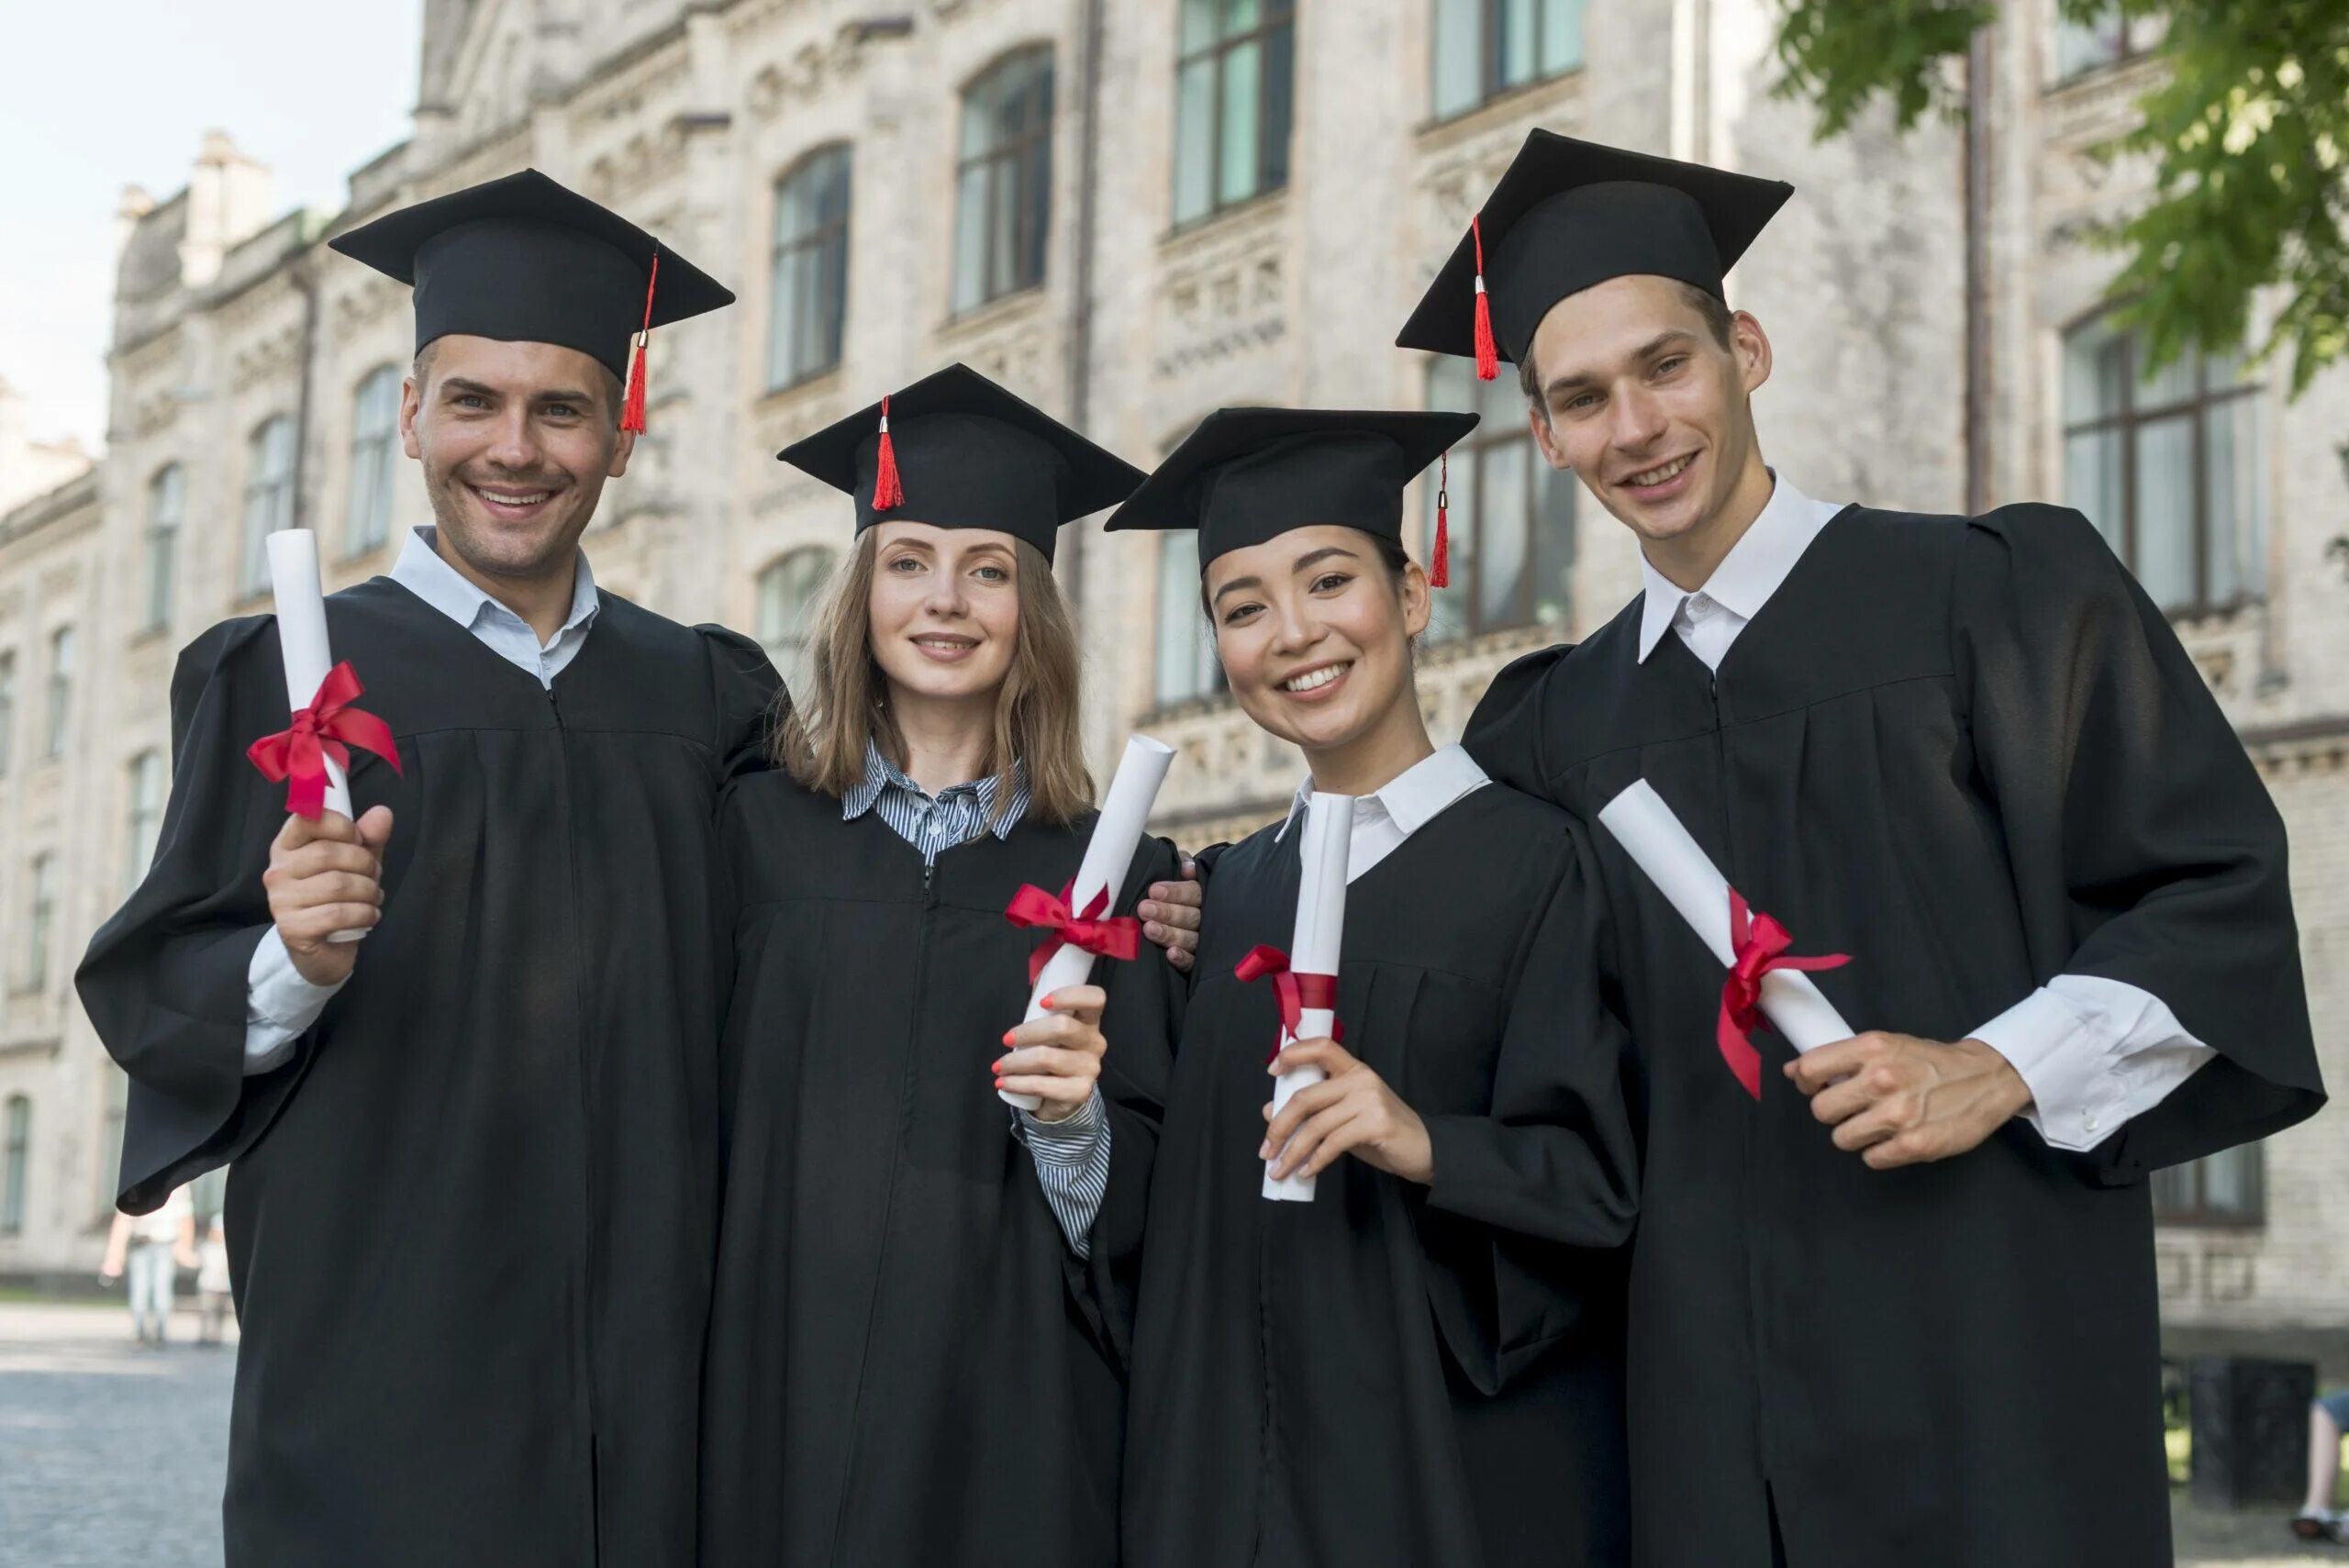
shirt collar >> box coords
[392,526,600,647]
[1275,743,1491,841]
[1634,473,1839,662]
[843,737,1028,840]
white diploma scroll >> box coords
[1263,791,1353,1203]
[1001,734,1178,1111]
[266,528,365,944]
[1594,779,1852,1051]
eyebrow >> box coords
[438,377,600,407]
[1542,329,1698,398]
[1209,544,1363,606]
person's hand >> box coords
[262,806,395,985]
[1140,855,1202,973]
[1261,1038,1432,1184]
[1785,1031,2033,1170]
[98,1260,122,1283]
[996,985,1109,1123]
[174,1246,201,1271]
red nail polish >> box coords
[1001,1031,1015,1047]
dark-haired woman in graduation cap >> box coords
[1107,409,1639,1568]
[698,364,1189,1568]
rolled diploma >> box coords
[1263,791,1352,1203]
[267,528,364,944]
[1595,779,1851,1051]
[1001,734,1177,1111]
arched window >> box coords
[347,365,401,557]
[145,464,184,631]
[1431,0,1586,120]
[1173,0,1295,226]
[242,416,298,596]
[2062,314,2264,617]
[756,547,837,695]
[953,47,1055,312]
[126,749,167,895]
[1422,357,1576,642]
[1,1095,28,1235]
[769,146,852,389]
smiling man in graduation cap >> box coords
[1403,130,2324,1567]
[77,170,778,1567]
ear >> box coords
[399,375,424,460]
[607,426,637,479]
[1398,558,1432,639]
[1732,310,1773,397]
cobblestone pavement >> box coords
[0,1301,235,1568]
[0,1298,2336,1566]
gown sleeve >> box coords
[694,624,785,786]
[74,617,308,1214]
[1954,504,2323,1174]
[1460,642,1575,798]
[1063,835,1187,1373]
[1414,824,1641,1396]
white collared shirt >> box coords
[1631,474,2211,1151]
[1276,743,1492,883]
[242,528,604,1073]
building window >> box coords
[1423,358,1577,642]
[24,852,55,993]
[126,749,166,895]
[953,49,1054,314]
[2053,5,2162,82]
[347,366,400,557]
[242,415,297,597]
[2062,315,2264,617]
[2154,1143,2264,1228]
[43,627,73,761]
[1431,0,1586,119]
[96,1065,127,1221]
[1154,530,1226,706]
[769,146,852,390]
[1,1095,27,1236]
[145,464,184,632]
[1174,0,1296,227]
[755,547,836,696]
[0,652,14,779]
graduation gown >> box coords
[1122,784,1639,1568]
[75,579,779,1568]
[1464,502,2324,1568]
[699,771,1185,1568]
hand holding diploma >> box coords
[1262,1038,1432,1185]
[263,806,394,986]
[1785,1032,2033,1169]
[995,984,1109,1121]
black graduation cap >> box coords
[328,168,735,431]
[774,363,1145,564]
[1396,130,1793,379]
[1104,407,1479,584]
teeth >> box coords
[479,489,551,506]
[1281,663,1347,693]
[915,638,971,650]
[1627,455,1694,488]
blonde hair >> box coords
[774,528,1093,824]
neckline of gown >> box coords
[362,572,614,704]
[1636,500,1865,689]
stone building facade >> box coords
[0,0,2338,1364]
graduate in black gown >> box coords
[1106,409,1640,1567]
[74,172,775,1567]
[700,366,1189,1567]
[1397,131,2327,1566]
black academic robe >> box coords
[1465,502,2324,1568]
[75,578,779,1568]
[698,771,1185,1568]
[1122,784,1640,1568]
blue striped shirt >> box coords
[845,740,1111,1258]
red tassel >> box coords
[872,395,904,512]
[1471,215,1499,383]
[1431,450,1451,588]
[621,252,659,434]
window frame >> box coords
[1173,0,1297,228]
[2060,313,2262,619]
[2050,4,2162,83]
[767,144,854,391]
[952,46,1056,314]
[0,651,15,779]
[1422,359,1578,642]
[2152,1143,2266,1229]
[42,627,73,761]
[242,415,298,598]
[24,851,55,993]
[0,1095,27,1236]
[346,365,402,559]
[144,463,184,633]
[754,545,838,693]
[1152,528,1228,709]
[1430,0,1587,122]
[126,748,167,895]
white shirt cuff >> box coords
[243,928,343,1073]
[1972,976,2216,1153]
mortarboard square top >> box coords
[328,168,734,384]
[774,363,1145,564]
[1396,131,1793,369]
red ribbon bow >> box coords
[1005,880,1141,985]
[246,662,403,818]
[1234,944,1342,1062]
[1717,889,1849,1099]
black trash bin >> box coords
[2188,1356,2316,1508]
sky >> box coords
[1,0,425,452]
